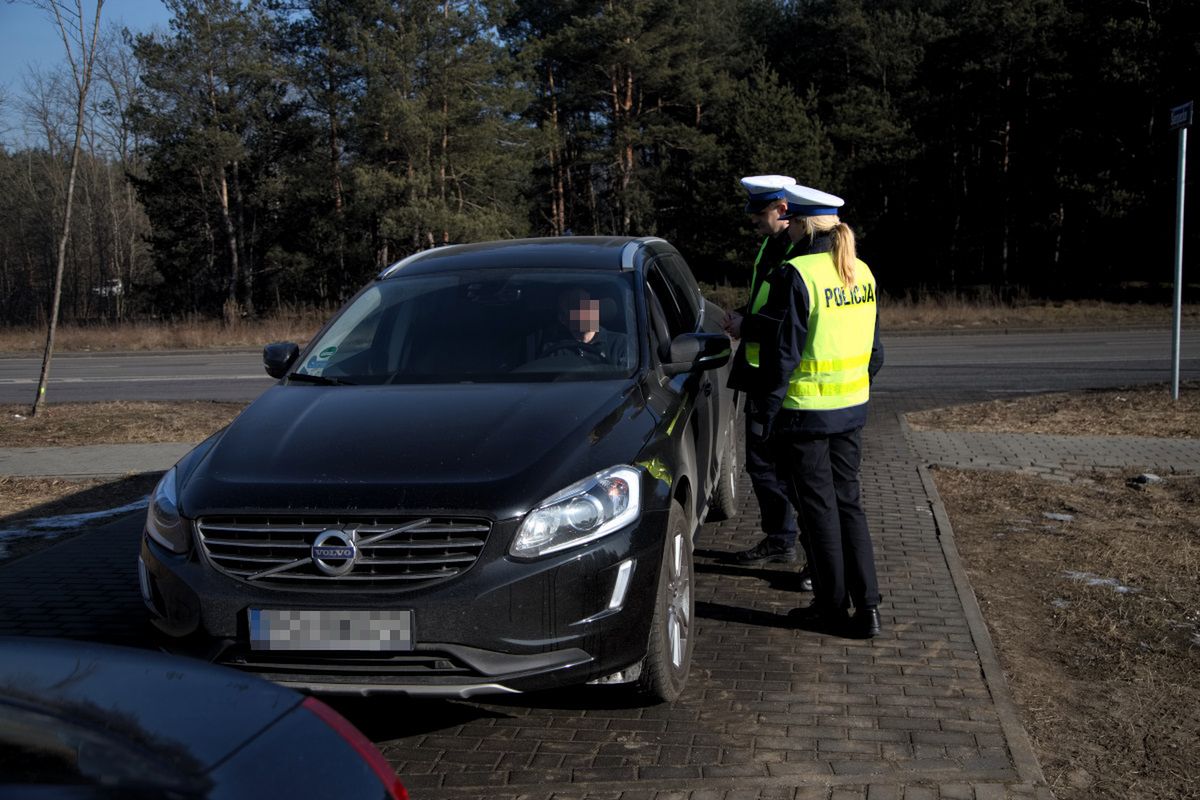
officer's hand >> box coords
[748,413,772,442]
[722,311,743,338]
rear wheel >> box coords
[707,422,738,522]
[637,501,694,703]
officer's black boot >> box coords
[853,606,882,638]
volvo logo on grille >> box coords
[312,530,357,577]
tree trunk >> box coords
[32,0,104,416]
[233,161,253,316]
[216,165,240,320]
[440,95,450,244]
[327,103,345,297]
[547,65,564,235]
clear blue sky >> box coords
[1,0,173,146]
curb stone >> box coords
[916,465,1046,789]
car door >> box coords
[644,256,720,518]
[658,251,737,513]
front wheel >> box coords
[636,501,695,703]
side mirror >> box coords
[662,332,731,376]
[263,342,300,379]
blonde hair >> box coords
[796,215,858,287]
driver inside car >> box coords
[537,287,630,366]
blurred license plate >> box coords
[248,609,413,652]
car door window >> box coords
[644,279,673,362]
[646,265,688,345]
[656,254,701,332]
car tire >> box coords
[636,501,694,703]
[706,422,738,522]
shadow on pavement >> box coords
[693,553,809,593]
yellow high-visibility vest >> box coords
[782,253,877,411]
[743,237,790,368]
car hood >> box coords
[180,380,656,520]
[0,637,300,775]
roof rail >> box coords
[377,249,438,279]
[620,237,668,271]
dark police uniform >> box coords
[754,230,884,631]
[726,228,801,561]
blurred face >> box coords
[561,291,600,341]
[748,199,789,236]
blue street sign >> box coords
[1170,101,1193,130]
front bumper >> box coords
[139,511,668,696]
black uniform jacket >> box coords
[752,232,884,438]
[727,229,794,395]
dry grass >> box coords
[1,401,246,447]
[699,284,1198,333]
[935,468,1200,799]
[879,297,1199,332]
[4,300,1197,354]
[907,383,1200,438]
[0,309,328,353]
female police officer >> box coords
[750,183,884,637]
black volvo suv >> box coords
[138,237,740,702]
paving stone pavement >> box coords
[1,389,1080,799]
[14,385,1176,800]
[905,425,1200,480]
[0,442,191,478]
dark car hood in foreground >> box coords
[180,380,657,520]
[0,637,299,772]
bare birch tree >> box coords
[30,0,104,416]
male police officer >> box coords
[722,176,807,577]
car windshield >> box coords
[294,269,639,384]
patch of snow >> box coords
[1051,598,1071,609]
[0,498,149,556]
[1062,570,1141,594]
[1043,512,1075,522]
[0,498,148,535]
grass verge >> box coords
[2,300,1198,353]
[2,401,246,447]
[934,468,1199,799]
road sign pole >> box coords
[1172,125,1187,400]
[1169,101,1193,401]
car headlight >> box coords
[145,467,190,554]
[510,466,642,558]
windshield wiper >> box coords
[286,372,356,386]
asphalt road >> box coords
[1,328,1197,404]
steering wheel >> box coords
[542,339,607,363]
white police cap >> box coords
[781,184,844,218]
[740,174,796,213]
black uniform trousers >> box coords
[744,394,799,549]
[774,425,880,612]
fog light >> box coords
[588,662,643,685]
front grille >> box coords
[196,515,490,591]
